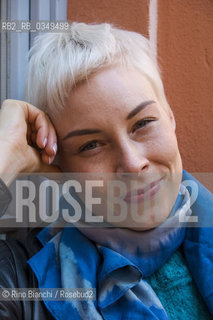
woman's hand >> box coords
[0,99,61,185]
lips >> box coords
[124,177,163,203]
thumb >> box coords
[39,162,64,184]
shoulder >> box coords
[0,229,54,320]
[0,229,42,286]
[0,239,30,319]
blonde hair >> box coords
[24,22,168,117]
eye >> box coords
[132,119,154,133]
[79,140,100,153]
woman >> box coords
[0,22,212,320]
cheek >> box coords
[60,154,109,173]
[147,125,181,167]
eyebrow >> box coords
[63,100,156,140]
[126,100,155,120]
[63,128,101,140]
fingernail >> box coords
[53,143,57,155]
[48,156,55,165]
[43,137,47,148]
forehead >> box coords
[72,66,157,107]
[54,66,159,134]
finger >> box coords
[23,101,57,153]
[0,100,27,133]
[1,99,59,168]
[26,123,32,145]
[31,131,37,145]
[41,149,55,166]
[33,112,49,149]
[44,120,57,157]
[1,100,49,148]
[27,147,60,173]
[31,148,61,172]
[11,100,49,149]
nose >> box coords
[115,139,149,178]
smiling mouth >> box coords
[123,177,163,203]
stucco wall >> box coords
[67,0,213,174]
[67,0,149,35]
[158,0,213,173]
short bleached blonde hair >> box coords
[24,22,168,118]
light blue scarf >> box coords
[28,170,213,319]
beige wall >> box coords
[67,0,213,173]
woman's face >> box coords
[54,66,183,230]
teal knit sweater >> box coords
[146,249,212,320]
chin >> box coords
[126,219,166,231]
